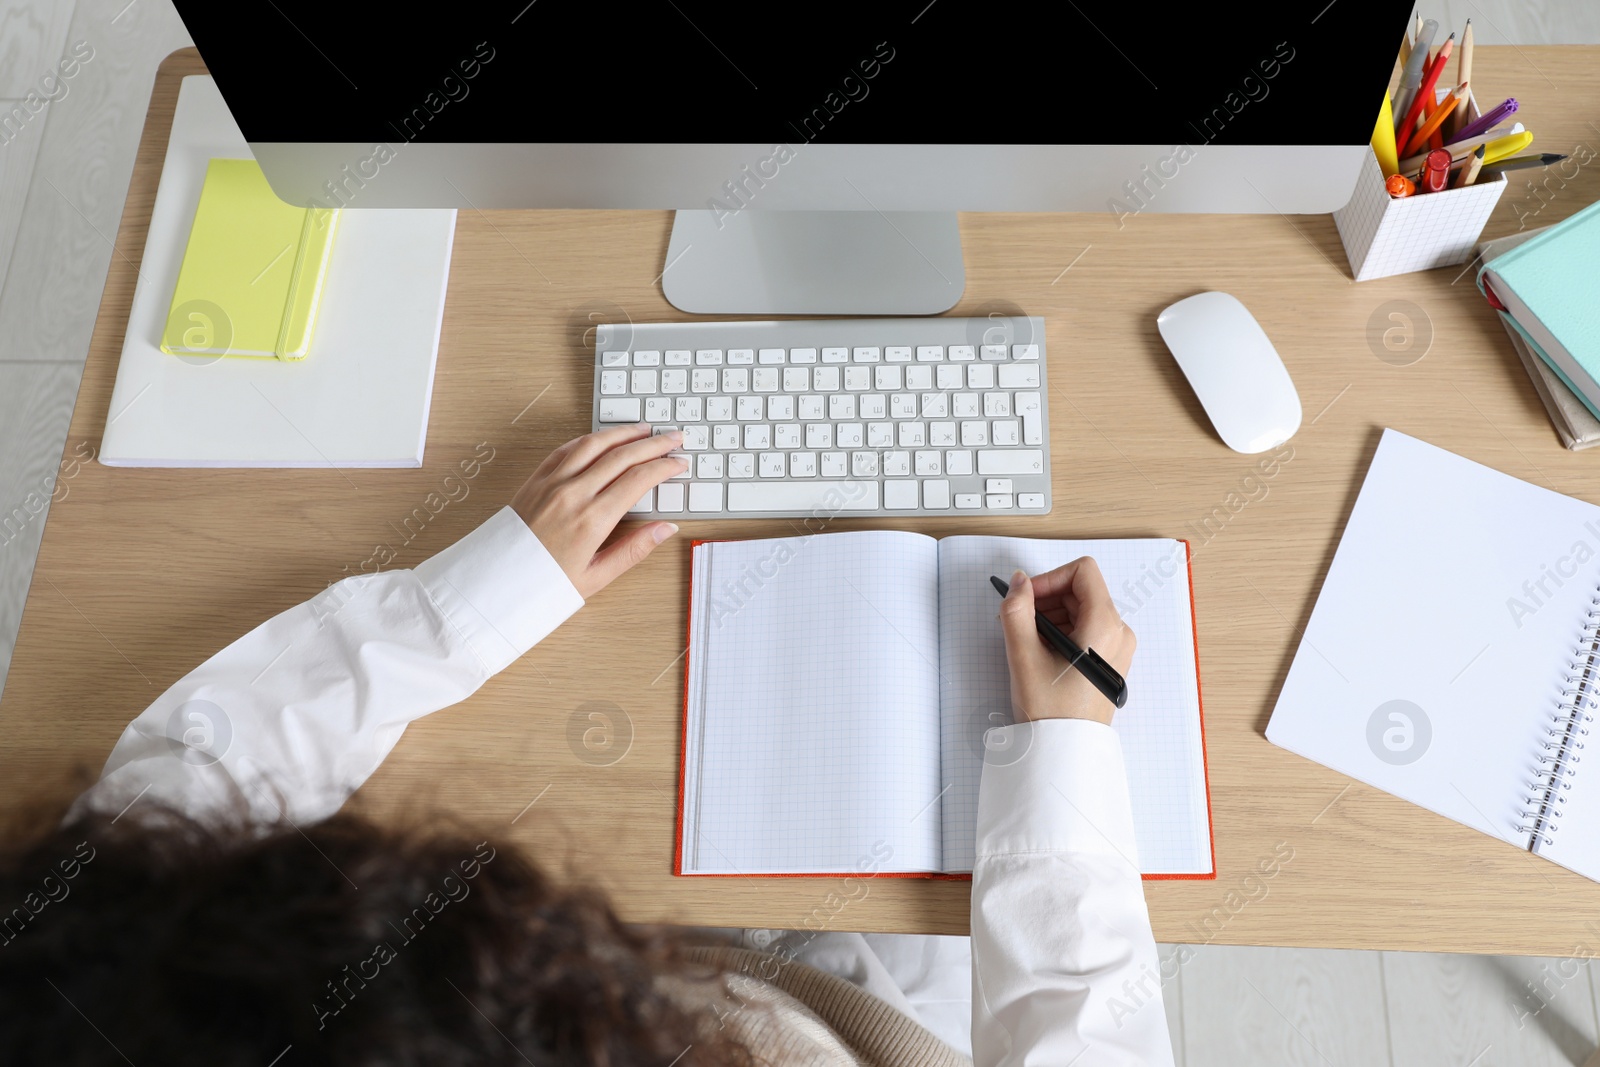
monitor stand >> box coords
[661,210,964,316]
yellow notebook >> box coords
[161,158,339,360]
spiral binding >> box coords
[1519,592,1600,849]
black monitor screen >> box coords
[175,2,1411,147]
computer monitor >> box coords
[172,3,1412,314]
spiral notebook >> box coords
[1268,430,1600,880]
[677,532,1214,878]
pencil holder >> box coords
[1332,92,1507,281]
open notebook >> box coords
[678,532,1214,878]
[1268,430,1600,883]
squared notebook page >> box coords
[1268,430,1600,855]
[935,536,1212,875]
[682,532,944,874]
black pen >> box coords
[989,574,1128,709]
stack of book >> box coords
[1477,200,1600,450]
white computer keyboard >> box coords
[591,317,1051,518]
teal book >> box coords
[1478,199,1600,415]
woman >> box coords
[0,425,1171,1065]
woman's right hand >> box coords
[997,558,1136,726]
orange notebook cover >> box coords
[676,532,1215,881]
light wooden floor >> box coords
[2,2,1597,1063]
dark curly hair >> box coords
[0,807,756,1066]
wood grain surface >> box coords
[4,46,1600,951]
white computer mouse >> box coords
[1156,291,1301,454]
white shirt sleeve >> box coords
[970,719,1175,1067]
[70,506,583,827]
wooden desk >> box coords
[5,47,1599,954]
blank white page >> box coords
[1268,430,1600,863]
[682,532,944,874]
[936,536,1213,875]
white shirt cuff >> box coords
[976,718,1142,868]
[413,506,584,674]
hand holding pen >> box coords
[993,562,1132,725]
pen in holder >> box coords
[1333,89,1508,281]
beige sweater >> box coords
[683,947,972,1067]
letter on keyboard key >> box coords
[727,481,881,512]
[688,482,723,512]
[885,480,919,509]
[997,363,1040,388]
[978,449,1044,474]
[598,398,642,422]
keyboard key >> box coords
[948,345,976,361]
[798,395,825,420]
[978,449,1044,474]
[883,450,911,476]
[822,347,848,363]
[662,369,688,394]
[1018,492,1045,508]
[898,422,925,447]
[790,348,817,364]
[915,450,941,475]
[844,366,872,391]
[993,420,1020,445]
[697,454,724,478]
[676,397,703,422]
[998,363,1040,388]
[1016,391,1041,415]
[706,397,733,421]
[767,395,794,420]
[868,422,894,447]
[722,368,749,393]
[955,493,981,509]
[736,396,763,420]
[790,451,816,477]
[681,426,710,450]
[968,365,996,389]
[886,346,913,362]
[829,394,857,419]
[916,346,944,361]
[601,351,629,367]
[986,479,1013,493]
[691,369,717,393]
[813,367,841,391]
[783,368,808,392]
[728,348,754,365]
[851,451,879,477]
[953,393,979,417]
[728,481,880,512]
[752,367,779,393]
[695,349,723,365]
[666,451,691,478]
[821,451,847,477]
[759,452,785,477]
[689,482,723,512]
[728,453,754,478]
[713,424,741,449]
[600,371,627,395]
[1023,413,1042,445]
[905,366,933,391]
[836,423,863,447]
[645,397,673,422]
[744,424,772,449]
[665,349,692,365]
[980,345,1007,361]
[632,369,658,394]
[923,479,951,509]
[986,493,1014,509]
[1012,344,1039,360]
[806,423,833,448]
[860,394,886,419]
[946,449,973,475]
[891,393,918,418]
[885,480,919,509]
[930,421,957,445]
[758,348,786,364]
[628,488,653,513]
[774,423,801,448]
[961,421,988,446]
[634,350,661,366]
[598,398,641,422]
[656,482,685,512]
[921,393,948,418]
[936,365,963,390]
[852,347,880,362]
[875,365,902,391]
